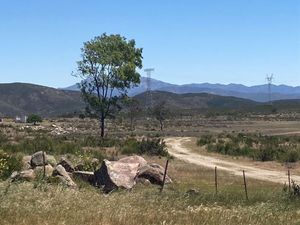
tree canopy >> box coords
[76,33,143,137]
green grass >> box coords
[0,158,300,225]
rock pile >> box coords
[10,152,172,193]
[94,155,172,192]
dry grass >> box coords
[1,158,300,225]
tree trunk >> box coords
[130,115,134,131]
[100,116,105,137]
[160,120,163,131]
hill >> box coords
[65,77,300,102]
[0,83,84,117]
[1,83,299,118]
[133,91,259,111]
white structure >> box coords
[15,115,28,123]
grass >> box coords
[1,158,300,225]
[1,118,300,224]
[197,132,300,162]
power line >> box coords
[144,68,154,110]
[266,74,274,104]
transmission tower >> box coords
[144,68,154,110]
[266,74,274,104]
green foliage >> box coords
[197,134,215,146]
[76,33,143,137]
[0,150,22,180]
[26,114,43,124]
[122,138,169,157]
[2,136,81,156]
[152,101,170,131]
[199,133,300,162]
[81,135,118,148]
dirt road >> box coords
[165,137,300,184]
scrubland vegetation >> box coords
[197,133,300,162]
[0,117,300,224]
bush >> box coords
[0,150,22,180]
[139,138,169,157]
[27,114,43,124]
[197,135,215,146]
[121,138,169,157]
[285,149,299,163]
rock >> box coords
[31,151,47,167]
[53,165,76,188]
[73,171,95,184]
[136,163,172,185]
[94,159,140,192]
[135,177,151,186]
[118,155,148,167]
[186,189,199,195]
[47,155,57,167]
[58,157,74,173]
[11,169,36,181]
[22,155,32,170]
[91,158,100,166]
[74,163,84,171]
[34,165,54,177]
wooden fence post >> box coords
[160,159,169,193]
[215,166,218,194]
[288,169,291,192]
[243,170,248,201]
[42,151,46,179]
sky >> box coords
[0,0,299,88]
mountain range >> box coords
[65,77,300,102]
[1,82,299,118]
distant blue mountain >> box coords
[64,77,300,102]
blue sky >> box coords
[0,0,299,87]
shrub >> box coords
[139,138,169,157]
[27,114,43,124]
[0,150,22,180]
[252,145,278,162]
[285,149,299,163]
[0,131,8,146]
[121,138,169,157]
[197,135,215,146]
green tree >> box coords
[152,101,170,131]
[26,114,42,125]
[124,97,141,131]
[76,33,143,137]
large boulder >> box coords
[31,151,47,167]
[34,165,54,177]
[73,171,95,185]
[11,169,36,181]
[136,163,172,185]
[22,155,32,170]
[118,155,148,167]
[94,159,140,192]
[53,165,76,188]
[58,157,74,173]
[47,155,57,167]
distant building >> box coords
[15,115,28,123]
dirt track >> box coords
[165,137,300,184]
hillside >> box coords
[134,91,259,111]
[0,83,84,117]
[65,77,300,102]
[1,83,300,118]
